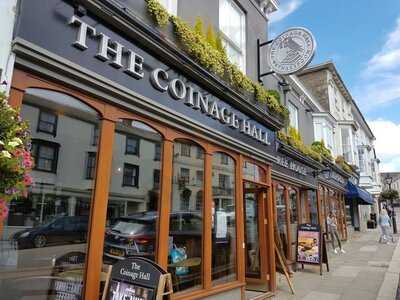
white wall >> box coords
[0,0,17,93]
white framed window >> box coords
[288,102,298,130]
[219,0,246,72]
[313,121,334,152]
[158,0,178,16]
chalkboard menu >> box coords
[105,257,171,300]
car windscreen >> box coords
[111,218,154,235]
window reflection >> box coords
[308,191,318,224]
[1,89,99,299]
[276,185,288,257]
[289,189,298,259]
[244,182,260,278]
[243,161,266,182]
[103,120,162,268]
[168,140,203,292]
[212,152,236,285]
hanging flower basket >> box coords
[0,92,33,223]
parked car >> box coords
[104,211,203,261]
[12,216,89,249]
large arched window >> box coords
[1,88,100,298]
[102,119,163,267]
[211,152,236,285]
[168,139,204,292]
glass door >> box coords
[243,182,270,292]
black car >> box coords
[12,216,89,249]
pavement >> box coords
[272,228,400,300]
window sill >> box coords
[173,281,245,300]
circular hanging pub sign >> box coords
[268,27,316,75]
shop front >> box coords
[0,1,284,299]
[317,165,350,241]
[271,141,321,266]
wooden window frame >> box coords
[9,68,276,300]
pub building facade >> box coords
[1,0,282,299]
[0,1,352,300]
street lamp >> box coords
[384,175,397,234]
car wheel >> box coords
[33,235,47,248]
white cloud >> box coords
[368,119,400,172]
[354,17,400,110]
[269,0,303,23]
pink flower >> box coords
[0,200,9,220]
[23,158,33,168]
[23,174,33,186]
[23,150,31,160]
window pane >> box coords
[1,93,99,299]
[288,102,298,130]
[289,189,297,260]
[276,186,288,258]
[102,119,162,277]
[219,0,246,72]
[169,140,203,292]
[244,182,260,277]
[308,191,318,224]
[212,152,236,285]
[243,161,266,182]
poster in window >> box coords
[296,224,320,264]
[215,211,228,241]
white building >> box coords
[0,0,17,93]
[298,61,382,231]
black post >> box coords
[391,199,397,234]
[387,178,397,234]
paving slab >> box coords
[274,229,398,300]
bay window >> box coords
[219,0,246,72]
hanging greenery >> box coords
[277,127,322,162]
[335,155,353,174]
[0,93,33,222]
[311,141,333,162]
[145,1,289,121]
[146,0,170,27]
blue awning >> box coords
[345,182,374,205]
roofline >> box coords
[299,61,375,139]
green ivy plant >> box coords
[146,0,170,27]
[145,1,289,121]
[311,141,333,162]
[277,127,322,162]
[335,155,353,174]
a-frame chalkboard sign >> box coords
[296,223,329,275]
[102,257,173,300]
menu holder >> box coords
[295,223,329,275]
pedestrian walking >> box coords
[378,209,394,244]
[327,211,345,254]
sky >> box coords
[269,0,400,172]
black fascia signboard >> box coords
[273,143,318,186]
[318,167,348,190]
[14,0,276,155]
